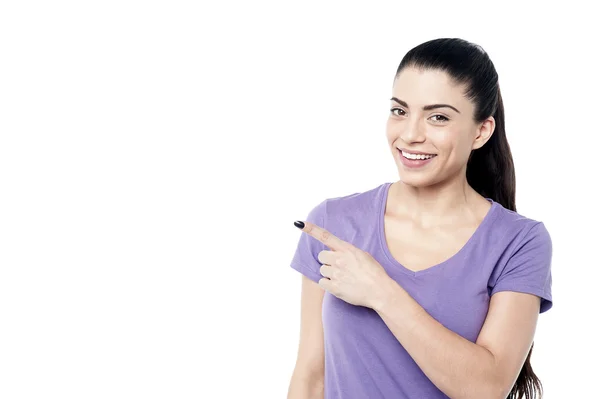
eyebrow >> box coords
[390,97,461,114]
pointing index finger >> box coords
[296,220,351,252]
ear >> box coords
[472,116,495,150]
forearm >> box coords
[287,369,324,399]
[372,279,502,399]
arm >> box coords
[287,275,326,399]
[372,280,540,399]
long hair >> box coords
[395,38,542,398]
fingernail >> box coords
[294,221,305,229]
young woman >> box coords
[287,38,553,399]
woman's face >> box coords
[386,67,494,188]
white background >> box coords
[1,1,598,398]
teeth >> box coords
[401,150,435,160]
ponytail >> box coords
[466,87,516,212]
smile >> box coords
[397,149,437,168]
[400,150,436,160]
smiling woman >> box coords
[287,38,552,399]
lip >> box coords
[397,148,437,168]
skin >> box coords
[289,67,540,399]
[287,276,325,399]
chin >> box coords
[397,173,437,188]
[396,162,449,187]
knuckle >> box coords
[317,250,325,263]
[333,269,340,280]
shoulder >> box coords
[491,203,552,258]
[309,182,389,218]
[304,182,389,238]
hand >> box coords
[295,219,393,309]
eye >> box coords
[430,114,449,123]
[390,107,405,117]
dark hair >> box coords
[395,38,542,399]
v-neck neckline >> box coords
[377,182,500,277]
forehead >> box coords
[392,67,469,106]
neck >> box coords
[390,172,483,227]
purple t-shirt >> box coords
[289,181,553,399]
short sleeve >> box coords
[490,222,553,313]
[289,199,327,284]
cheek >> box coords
[385,120,395,142]
[428,130,454,152]
[430,130,470,159]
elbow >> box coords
[484,387,507,399]
[481,377,510,399]
[459,375,507,399]
[461,386,505,399]
[478,352,509,399]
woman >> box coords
[287,38,553,399]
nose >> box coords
[400,120,426,144]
